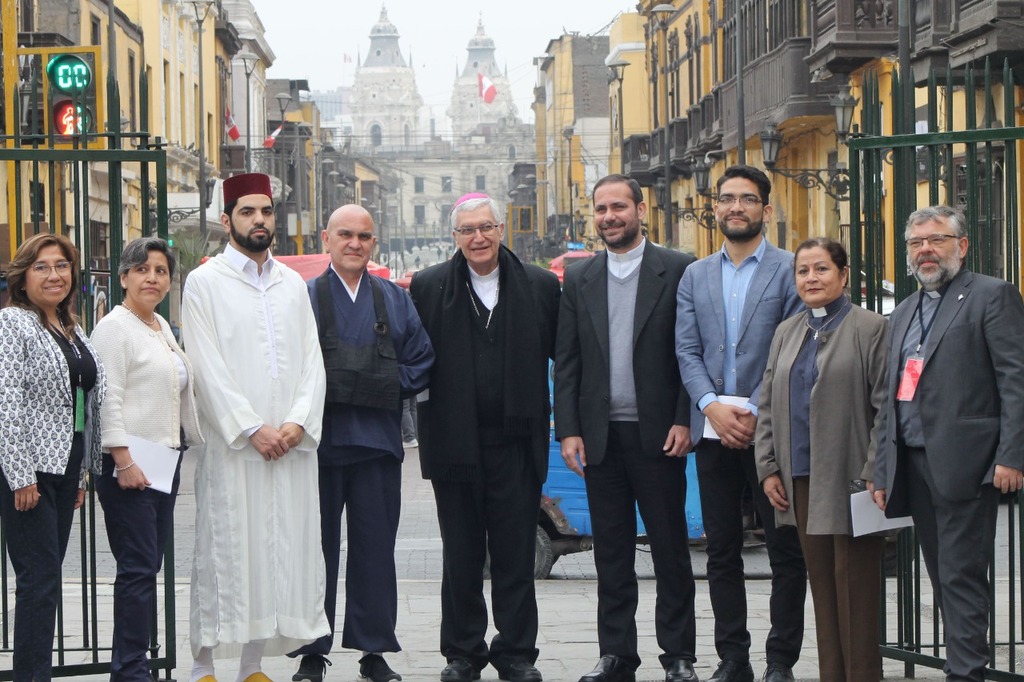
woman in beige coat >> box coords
[755,237,887,682]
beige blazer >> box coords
[755,303,888,535]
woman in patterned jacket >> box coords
[91,237,202,682]
[0,232,106,682]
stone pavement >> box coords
[0,445,990,681]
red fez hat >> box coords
[223,173,273,205]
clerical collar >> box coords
[923,289,942,299]
[810,295,848,318]
[607,238,646,264]
[468,264,500,284]
[468,264,499,311]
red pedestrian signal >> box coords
[52,100,92,136]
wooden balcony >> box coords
[719,37,834,150]
[623,134,655,187]
[805,0,899,75]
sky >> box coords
[255,0,637,126]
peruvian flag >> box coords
[225,107,240,142]
[478,72,497,104]
[263,123,283,148]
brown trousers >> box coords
[792,477,884,682]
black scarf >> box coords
[429,245,549,480]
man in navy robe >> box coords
[291,204,434,682]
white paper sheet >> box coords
[702,395,753,440]
[112,435,182,494]
[850,490,914,536]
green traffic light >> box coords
[46,54,92,95]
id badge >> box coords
[896,357,923,401]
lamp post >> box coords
[236,50,259,173]
[758,88,858,202]
[275,92,292,252]
[562,125,576,243]
[652,4,675,241]
[189,0,215,242]
[607,59,629,173]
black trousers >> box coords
[584,421,697,670]
[695,440,806,667]
[906,447,1000,682]
[95,453,181,682]
[431,439,541,674]
[0,453,82,682]
[293,454,403,656]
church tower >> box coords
[447,17,519,141]
[351,6,423,150]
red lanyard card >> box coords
[897,357,924,401]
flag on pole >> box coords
[343,53,352,64]
[225,107,241,141]
[478,72,497,104]
[263,123,283,148]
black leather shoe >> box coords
[760,664,794,682]
[440,659,481,682]
[665,659,699,682]
[359,654,401,682]
[499,662,543,682]
[578,655,636,682]
[708,660,754,682]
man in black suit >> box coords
[411,193,560,682]
[873,205,1024,682]
[554,174,697,682]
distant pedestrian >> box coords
[411,193,559,682]
[873,205,1024,682]
[290,204,433,682]
[555,174,698,682]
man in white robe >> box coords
[182,172,328,682]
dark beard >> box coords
[229,219,274,253]
[598,220,641,250]
[719,218,763,243]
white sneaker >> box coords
[404,438,419,448]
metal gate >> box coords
[1,67,175,680]
[848,59,1024,680]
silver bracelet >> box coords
[115,461,136,472]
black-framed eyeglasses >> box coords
[906,233,958,249]
[716,194,763,208]
[453,223,499,237]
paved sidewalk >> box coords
[3,447,1008,681]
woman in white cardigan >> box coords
[91,237,202,682]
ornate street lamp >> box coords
[758,88,858,202]
[607,58,629,171]
[189,0,215,241]
[651,4,675,236]
[235,50,260,172]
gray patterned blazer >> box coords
[0,306,106,491]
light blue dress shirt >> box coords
[697,237,768,414]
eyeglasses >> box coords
[716,194,764,208]
[453,223,499,237]
[31,260,73,276]
[906,233,958,249]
